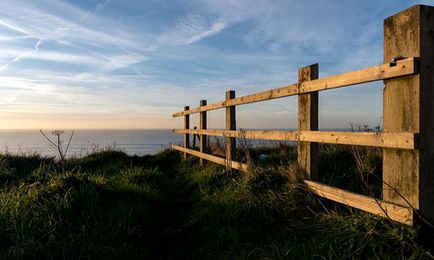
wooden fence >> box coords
[171,5,434,226]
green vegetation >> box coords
[0,145,432,259]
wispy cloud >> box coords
[158,16,228,46]
[0,19,29,35]
[186,22,226,44]
[95,0,112,11]
[0,39,42,72]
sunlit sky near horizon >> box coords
[0,0,430,129]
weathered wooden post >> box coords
[200,100,207,166]
[183,106,190,159]
[383,5,434,225]
[225,90,236,172]
[298,64,319,180]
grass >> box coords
[0,145,432,259]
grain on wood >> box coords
[172,129,418,149]
[304,180,413,225]
[383,5,434,223]
[298,64,319,180]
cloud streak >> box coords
[0,19,29,35]
[157,15,228,47]
[0,39,42,72]
[95,0,112,11]
[186,22,227,44]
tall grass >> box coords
[0,146,431,259]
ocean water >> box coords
[0,128,354,158]
[0,129,182,158]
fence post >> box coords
[226,90,236,172]
[298,64,319,180]
[383,5,434,225]
[183,106,190,159]
[200,100,207,165]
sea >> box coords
[0,128,354,158]
[0,129,182,158]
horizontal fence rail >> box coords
[171,145,414,225]
[172,5,434,227]
[173,129,419,150]
[172,145,248,172]
[173,58,418,117]
[304,180,413,225]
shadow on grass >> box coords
[0,148,430,259]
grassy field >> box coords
[0,144,432,259]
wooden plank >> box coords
[225,83,298,107]
[172,145,248,172]
[183,106,190,159]
[172,58,418,117]
[298,131,418,150]
[383,5,434,224]
[199,100,207,166]
[226,90,236,172]
[298,58,418,93]
[172,102,224,117]
[304,180,413,225]
[298,64,319,180]
[173,128,226,137]
[172,129,418,150]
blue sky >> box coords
[0,0,429,129]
